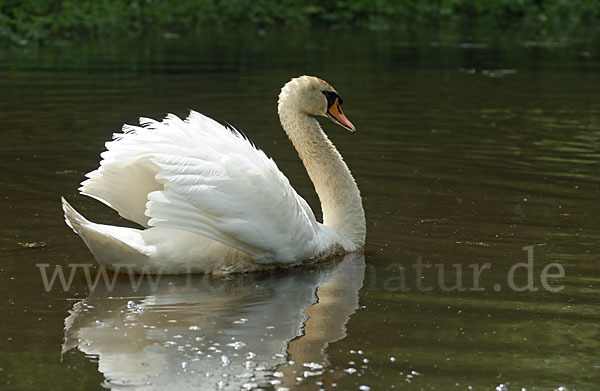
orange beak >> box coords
[327,98,355,133]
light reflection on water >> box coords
[62,253,365,390]
[0,29,599,390]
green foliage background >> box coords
[1,0,599,43]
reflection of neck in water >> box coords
[275,254,366,389]
[62,253,365,390]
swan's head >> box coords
[279,75,356,132]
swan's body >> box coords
[62,76,365,274]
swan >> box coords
[62,75,365,274]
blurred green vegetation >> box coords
[1,0,599,44]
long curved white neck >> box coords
[278,92,366,249]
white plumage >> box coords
[63,76,365,274]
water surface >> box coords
[1,29,599,390]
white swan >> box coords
[62,75,365,274]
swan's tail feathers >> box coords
[62,197,87,233]
[61,197,150,266]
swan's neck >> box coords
[278,101,366,249]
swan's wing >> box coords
[81,111,326,263]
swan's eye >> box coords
[322,91,343,109]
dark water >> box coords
[1,29,599,390]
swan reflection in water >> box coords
[62,253,365,390]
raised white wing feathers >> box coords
[80,111,327,263]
